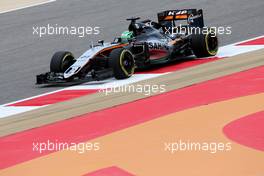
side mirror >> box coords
[98,40,104,45]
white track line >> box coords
[231,35,264,45]
[0,0,56,14]
[0,106,41,118]
[1,74,163,106]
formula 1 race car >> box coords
[36,9,218,85]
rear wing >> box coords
[157,9,204,28]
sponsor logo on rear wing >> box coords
[158,9,204,27]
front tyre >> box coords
[191,28,218,58]
[109,48,135,79]
[50,51,75,73]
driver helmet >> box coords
[121,31,134,43]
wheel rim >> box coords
[120,50,135,76]
[61,54,74,72]
[206,32,218,55]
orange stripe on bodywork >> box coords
[99,43,128,54]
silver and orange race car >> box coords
[36,9,218,85]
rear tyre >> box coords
[109,48,135,79]
[191,28,218,58]
[50,51,75,73]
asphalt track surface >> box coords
[0,0,264,104]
